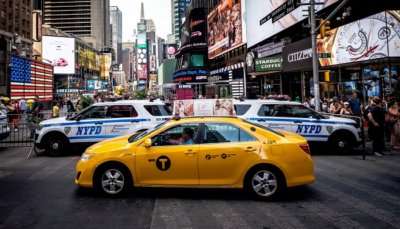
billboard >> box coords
[137,64,148,80]
[246,0,338,48]
[10,56,54,101]
[99,53,112,79]
[42,36,75,74]
[173,99,235,117]
[318,11,400,66]
[208,0,245,59]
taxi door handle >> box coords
[184,150,196,156]
[95,121,103,125]
[294,120,302,124]
[245,147,257,152]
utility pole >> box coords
[310,0,321,111]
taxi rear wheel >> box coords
[245,166,285,200]
[94,163,132,196]
[43,134,68,157]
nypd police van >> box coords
[234,100,362,153]
[35,100,171,156]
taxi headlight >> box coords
[80,153,93,161]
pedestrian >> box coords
[66,98,76,113]
[18,98,27,122]
[52,102,60,118]
[29,96,43,138]
[340,102,353,115]
[367,97,386,156]
[329,97,341,114]
[386,100,400,151]
[7,99,19,131]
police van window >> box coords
[107,105,138,118]
[144,105,172,116]
[204,123,256,143]
[79,106,107,119]
[234,104,251,115]
[151,124,199,146]
[290,105,317,118]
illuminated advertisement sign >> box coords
[42,36,75,74]
[208,0,246,59]
[318,11,400,66]
[246,0,338,48]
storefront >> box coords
[281,37,314,100]
[247,52,283,98]
[208,62,246,99]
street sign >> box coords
[260,0,300,25]
[318,53,331,58]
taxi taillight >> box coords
[299,144,311,155]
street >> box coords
[0,147,399,229]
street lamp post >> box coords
[310,0,321,111]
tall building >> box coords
[0,0,33,95]
[42,0,110,50]
[171,0,191,45]
[110,6,123,65]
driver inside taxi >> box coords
[168,127,194,145]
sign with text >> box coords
[255,55,283,72]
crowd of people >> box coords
[303,92,400,155]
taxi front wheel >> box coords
[94,163,132,196]
[245,166,286,200]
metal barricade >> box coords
[0,111,75,148]
[0,113,36,148]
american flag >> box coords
[10,56,54,101]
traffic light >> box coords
[320,20,331,38]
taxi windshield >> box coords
[128,121,168,143]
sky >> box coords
[110,0,172,42]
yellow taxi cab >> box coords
[75,117,315,199]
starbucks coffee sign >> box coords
[255,55,283,72]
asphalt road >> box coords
[0,147,400,229]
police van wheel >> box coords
[329,133,353,154]
[44,134,68,157]
[94,163,132,196]
[245,165,285,200]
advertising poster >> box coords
[246,0,338,48]
[99,53,111,80]
[173,99,236,117]
[174,100,194,117]
[208,0,244,59]
[318,11,400,66]
[137,64,148,80]
[42,36,75,74]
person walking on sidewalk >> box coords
[52,102,60,118]
[387,100,400,151]
[367,97,386,156]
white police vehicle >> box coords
[234,100,362,153]
[35,100,171,156]
[0,111,10,141]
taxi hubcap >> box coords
[252,170,277,197]
[101,169,125,194]
[338,141,345,148]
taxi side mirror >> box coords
[144,138,152,148]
